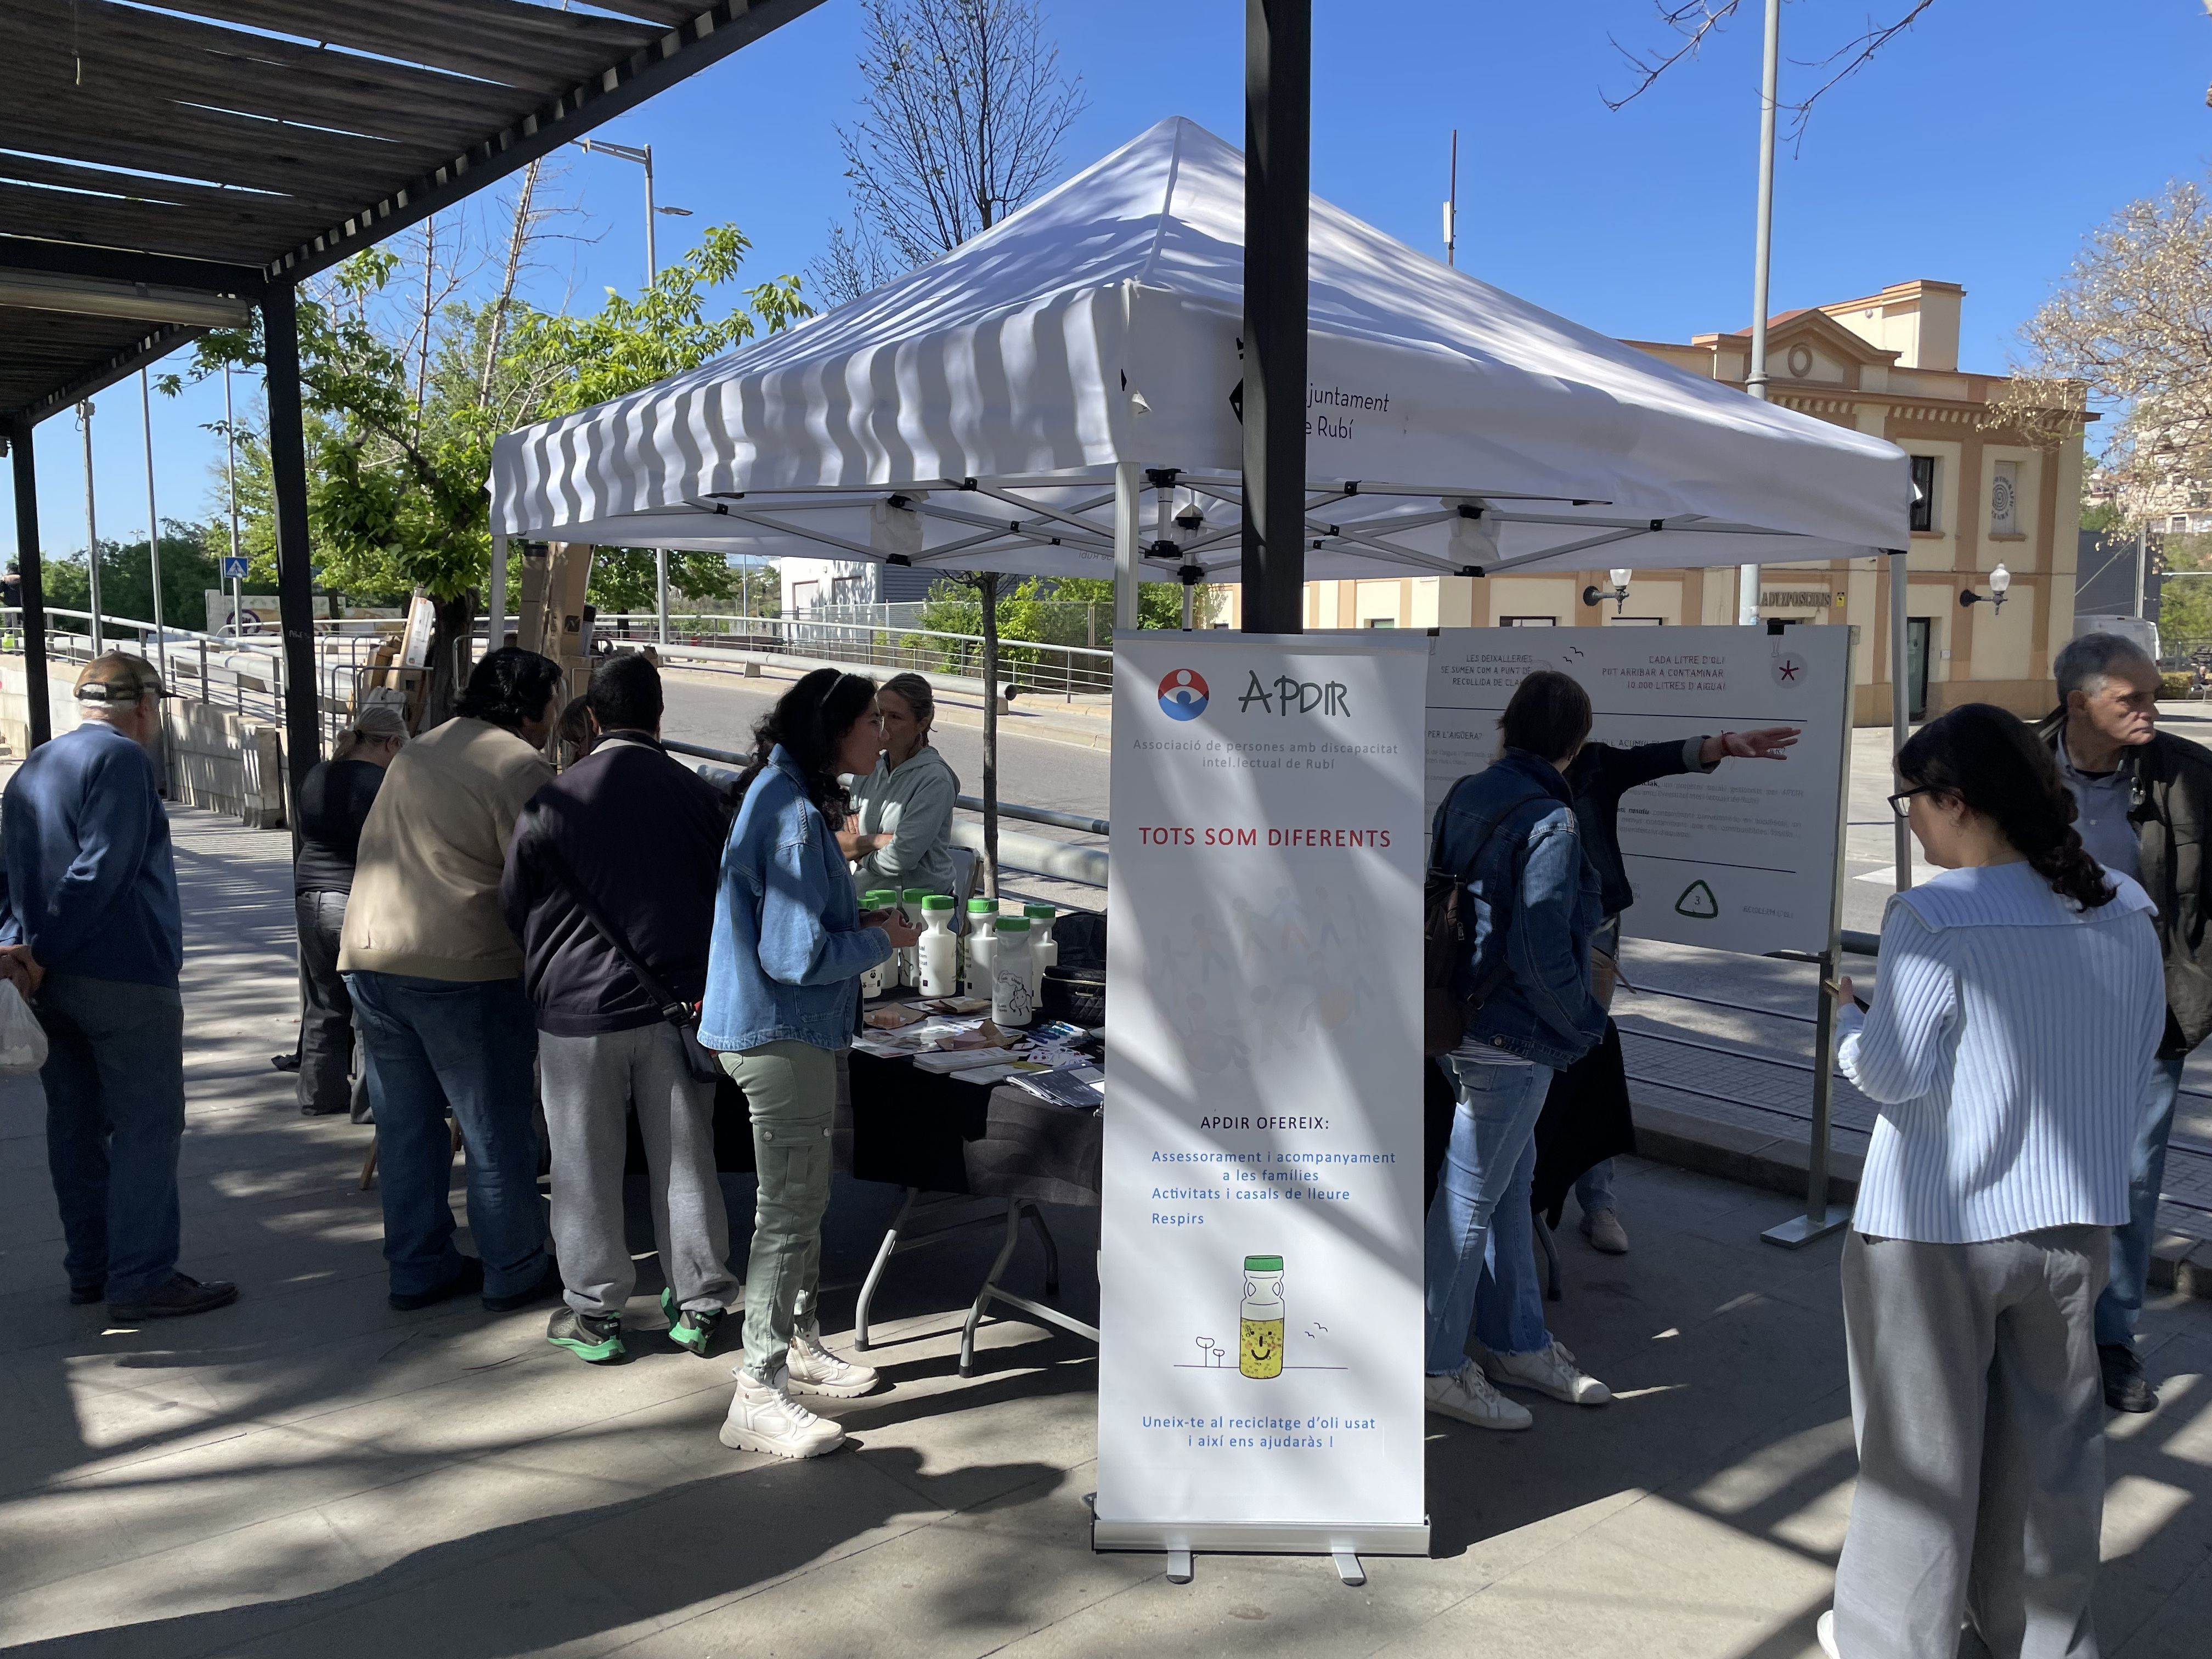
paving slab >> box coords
[0,804,2205,1658]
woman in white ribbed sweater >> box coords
[1817,704,2163,1659]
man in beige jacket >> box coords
[341,648,565,1312]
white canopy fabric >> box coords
[490,117,1910,583]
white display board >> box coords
[1426,627,1853,958]
[1097,632,1431,1559]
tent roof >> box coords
[492,117,1910,583]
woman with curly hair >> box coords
[701,668,919,1459]
[1816,704,2163,1659]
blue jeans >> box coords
[348,972,546,1301]
[1574,1159,1616,1215]
[2095,1053,2187,1348]
[1473,1127,1550,1358]
[37,974,185,1304]
[1424,1057,1553,1375]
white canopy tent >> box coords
[490,116,1911,605]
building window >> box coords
[791,580,819,611]
[1990,460,2019,535]
[1501,616,1557,627]
[2172,516,2190,534]
[1909,455,1938,533]
[1365,618,1397,628]
[830,575,864,605]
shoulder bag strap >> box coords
[534,830,692,1026]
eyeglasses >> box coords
[1887,787,1931,821]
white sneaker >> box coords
[719,1369,845,1459]
[1482,1339,1613,1406]
[1815,1610,1839,1659]
[784,1323,881,1397]
[1424,1360,1533,1430]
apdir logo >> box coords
[1158,669,1209,721]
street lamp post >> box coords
[140,370,168,684]
[573,137,694,643]
[76,401,103,655]
[1737,0,1782,628]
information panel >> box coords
[1426,627,1853,958]
[1096,633,1430,1558]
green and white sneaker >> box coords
[662,1287,726,1357]
[546,1306,624,1363]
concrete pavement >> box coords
[0,803,2207,1656]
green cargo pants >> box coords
[719,1040,837,1384]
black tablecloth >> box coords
[710,1049,1102,1208]
[842,1052,1103,1206]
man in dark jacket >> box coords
[501,654,739,1364]
[2040,634,2212,1413]
[1550,726,1799,1251]
[0,656,236,1319]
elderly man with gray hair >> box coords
[2040,632,2212,1412]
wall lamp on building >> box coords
[1959,563,2013,614]
[1583,568,1634,614]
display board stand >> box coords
[1759,627,1859,1249]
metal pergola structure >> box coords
[1,0,826,789]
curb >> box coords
[1630,1096,2212,1300]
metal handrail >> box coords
[662,738,1109,839]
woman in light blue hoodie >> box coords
[702,668,919,1460]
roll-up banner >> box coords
[1096,632,1431,1560]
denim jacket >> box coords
[699,747,892,1053]
[1433,748,1606,1069]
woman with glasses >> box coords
[1815,704,2162,1659]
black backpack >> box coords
[1423,782,1545,1057]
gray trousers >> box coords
[539,1024,740,1319]
[1836,1226,2107,1659]
[719,1040,837,1384]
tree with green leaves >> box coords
[168,211,805,721]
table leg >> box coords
[1025,1201,1061,1297]
[960,1200,1026,1378]
[855,1186,921,1352]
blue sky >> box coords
[10,0,2209,567]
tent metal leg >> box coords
[1113,461,1141,633]
[1888,546,1911,890]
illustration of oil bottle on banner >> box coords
[1238,1255,1286,1379]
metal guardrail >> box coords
[662,737,1110,889]
[595,612,1114,697]
[7,605,396,750]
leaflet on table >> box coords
[1098,633,1429,1552]
[1425,626,1851,959]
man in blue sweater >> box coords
[0,655,236,1319]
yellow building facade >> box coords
[1269,280,2084,723]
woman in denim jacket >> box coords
[701,668,920,1460]
[1425,669,1611,1432]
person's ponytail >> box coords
[1896,704,2117,911]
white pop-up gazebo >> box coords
[490,116,1911,607]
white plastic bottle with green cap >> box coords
[963,897,997,995]
[898,888,929,987]
[991,915,1035,1027]
[1023,903,1058,1000]
[860,890,899,997]
[918,895,957,997]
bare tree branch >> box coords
[820,0,1086,286]
[1603,0,1937,134]
[1602,2,1745,114]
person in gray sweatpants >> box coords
[501,654,740,1363]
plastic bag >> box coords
[0,979,49,1077]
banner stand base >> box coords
[1761,1206,1852,1249]
[1092,1517,1431,1582]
